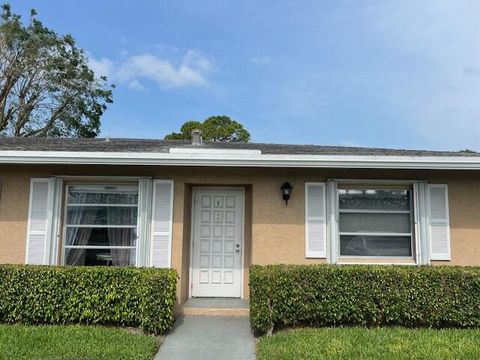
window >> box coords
[338,187,414,258]
[63,185,138,266]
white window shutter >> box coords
[305,182,327,258]
[150,180,174,267]
[427,184,451,260]
[25,178,54,264]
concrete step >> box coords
[181,307,249,316]
[180,298,250,317]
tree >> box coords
[0,4,113,137]
[165,116,250,142]
[164,120,202,140]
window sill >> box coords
[336,257,417,266]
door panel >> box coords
[191,189,243,297]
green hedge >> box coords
[250,265,480,335]
[0,265,177,334]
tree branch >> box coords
[22,98,70,137]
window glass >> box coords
[66,207,137,226]
[339,213,411,233]
[65,227,137,247]
[338,188,413,257]
[64,185,138,266]
[67,187,138,205]
[340,235,412,257]
[65,248,136,266]
[339,189,410,210]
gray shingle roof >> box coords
[0,137,478,157]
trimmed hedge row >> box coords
[249,265,480,335]
[0,265,177,334]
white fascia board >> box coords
[2,150,480,170]
[169,148,261,155]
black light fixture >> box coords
[281,182,293,205]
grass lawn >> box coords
[0,324,160,360]
[257,327,480,360]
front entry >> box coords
[191,188,244,297]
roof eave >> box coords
[1,150,480,170]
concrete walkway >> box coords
[155,316,255,360]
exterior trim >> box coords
[3,150,480,169]
[334,179,426,184]
[336,261,418,266]
[150,179,174,268]
[169,148,261,155]
[25,178,53,265]
[427,184,451,261]
[305,182,327,258]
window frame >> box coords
[60,183,140,266]
[334,181,417,263]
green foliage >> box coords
[201,116,250,142]
[249,265,480,335]
[256,327,480,360]
[0,265,177,334]
[0,3,113,137]
[165,115,250,142]
[0,324,159,360]
[165,120,203,140]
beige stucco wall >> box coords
[2,164,480,302]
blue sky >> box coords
[9,1,480,150]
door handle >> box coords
[235,244,240,254]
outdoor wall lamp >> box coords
[281,182,293,205]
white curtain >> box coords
[107,207,134,266]
[66,193,95,265]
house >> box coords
[1,135,480,304]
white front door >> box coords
[191,188,244,297]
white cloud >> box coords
[127,78,147,91]
[88,56,114,78]
[88,50,213,90]
[463,66,480,77]
[249,56,271,65]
